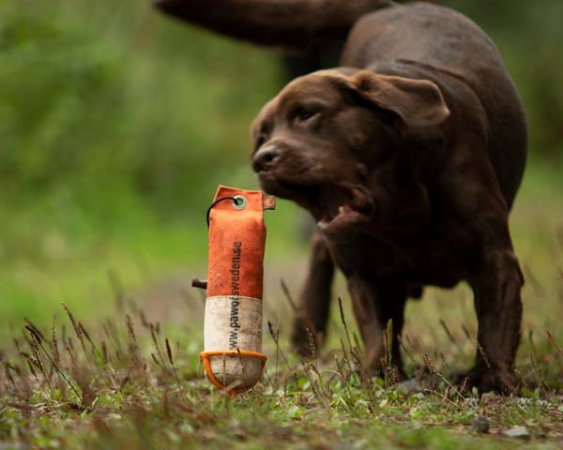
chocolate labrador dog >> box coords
[156,0,527,393]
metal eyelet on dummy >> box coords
[232,195,247,210]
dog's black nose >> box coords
[252,144,281,173]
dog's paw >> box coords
[454,367,518,395]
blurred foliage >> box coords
[448,0,563,157]
[0,0,281,238]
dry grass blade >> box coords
[126,315,140,366]
[267,321,280,385]
[165,338,173,366]
[24,319,49,348]
[62,303,82,341]
[266,320,299,389]
[51,316,61,367]
[25,327,49,383]
[280,278,297,312]
[461,324,473,341]
[107,269,125,312]
[4,363,17,389]
[385,319,393,370]
[25,325,83,404]
[63,303,95,372]
[165,338,184,396]
[439,319,464,356]
[101,341,109,365]
[397,335,416,365]
[338,298,353,353]
[150,323,165,367]
[422,353,465,401]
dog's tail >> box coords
[154,0,396,47]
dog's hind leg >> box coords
[462,246,524,394]
[440,151,524,394]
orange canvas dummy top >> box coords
[206,185,275,299]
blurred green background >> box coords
[1,0,562,329]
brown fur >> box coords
[157,0,527,393]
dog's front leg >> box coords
[290,230,335,356]
[463,247,524,394]
[347,275,407,378]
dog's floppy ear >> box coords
[345,71,450,128]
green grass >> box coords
[0,287,562,449]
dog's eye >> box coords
[291,106,320,123]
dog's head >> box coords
[251,69,450,239]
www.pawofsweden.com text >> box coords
[229,241,242,349]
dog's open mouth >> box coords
[264,178,373,233]
[314,184,372,230]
